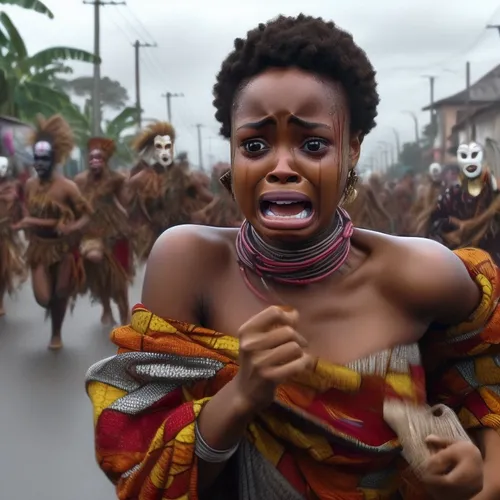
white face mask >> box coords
[0,156,8,178]
[428,162,442,182]
[153,135,173,168]
[457,142,483,179]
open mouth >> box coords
[258,191,314,229]
[466,165,477,173]
[260,200,312,219]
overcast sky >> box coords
[6,0,500,170]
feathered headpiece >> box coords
[131,121,176,154]
[29,114,74,166]
[88,137,116,161]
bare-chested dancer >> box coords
[0,150,26,316]
[128,123,213,261]
[14,115,91,349]
[75,137,132,326]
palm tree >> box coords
[0,4,97,122]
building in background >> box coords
[422,64,500,165]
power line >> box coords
[194,124,204,171]
[381,4,500,74]
[122,3,157,46]
[113,5,155,45]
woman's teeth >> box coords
[263,201,312,219]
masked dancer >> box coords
[0,134,26,316]
[87,15,500,500]
[128,123,213,261]
[429,142,500,265]
[16,115,91,350]
[410,162,445,237]
[75,137,132,326]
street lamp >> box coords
[378,141,393,169]
[402,111,420,144]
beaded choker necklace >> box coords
[236,207,354,301]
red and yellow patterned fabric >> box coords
[86,248,500,499]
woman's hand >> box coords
[421,435,483,500]
[234,305,314,414]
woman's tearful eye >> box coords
[302,139,328,154]
[243,140,268,155]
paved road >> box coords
[0,270,144,500]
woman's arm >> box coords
[142,227,254,491]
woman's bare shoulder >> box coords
[141,225,238,322]
[354,229,479,323]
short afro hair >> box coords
[213,14,379,140]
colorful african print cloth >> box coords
[86,247,500,499]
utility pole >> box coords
[133,40,157,129]
[83,0,125,136]
[422,75,438,161]
[161,92,184,123]
[378,141,393,168]
[207,136,216,169]
[391,127,401,162]
[422,75,436,125]
[466,61,472,142]
[195,124,204,171]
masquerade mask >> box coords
[0,156,9,178]
[153,135,173,167]
[89,148,105,170]
[428,163,442,182]
[33,141,54,178]
[457,142,483,179]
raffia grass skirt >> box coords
[25,234,86,303]
[0,230,27,295]
[81,237,132,309]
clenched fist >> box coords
[421,435,483,500]
[234,305,314,413]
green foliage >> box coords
[0,8,97,124]
[57,76,129,111]
[0,0,53,18]
[0,1,137,170]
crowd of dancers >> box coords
[347,145,499,261]
[0,116,243,349]
[1,113,499,353]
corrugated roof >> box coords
[452,101,500,132]
[423,63,500,110]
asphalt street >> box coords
[0,269,145,500]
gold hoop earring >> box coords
[342,169,358,205]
